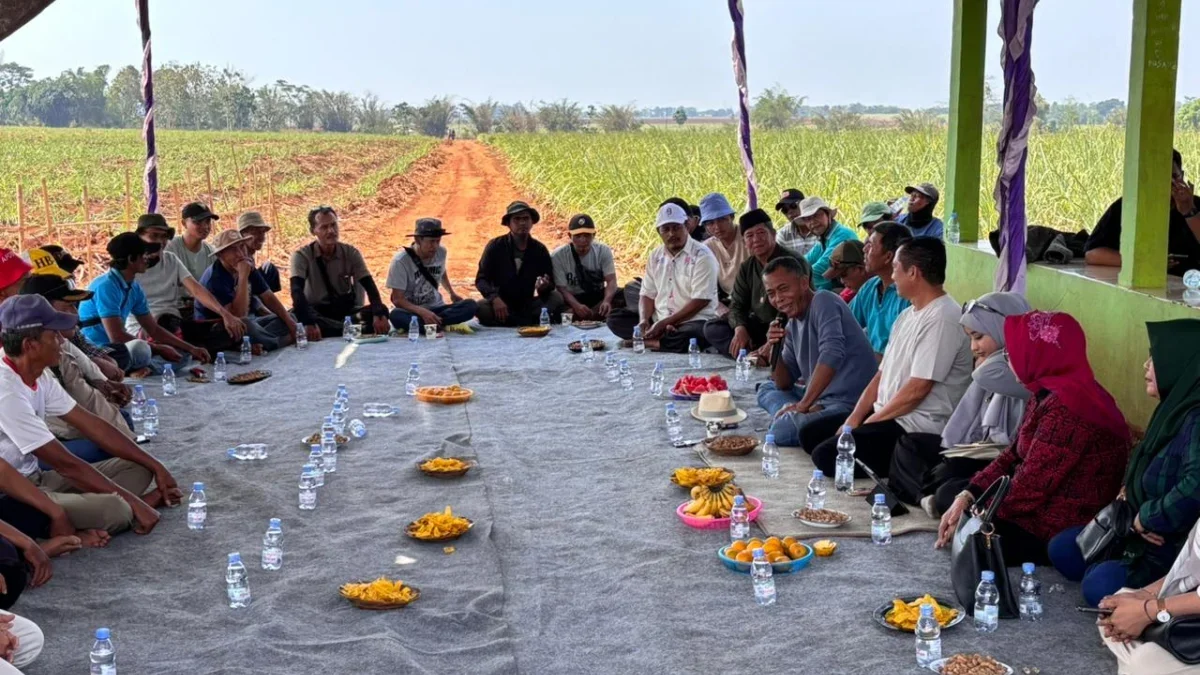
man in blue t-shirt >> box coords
[77,233,211,374]
[196,230,297,352]
[849,222,913,360]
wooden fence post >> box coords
[40,178,52,243]
[81,184,92,276]
[205,166,214,210]
[124,168,133,232]
[15,184,25,253]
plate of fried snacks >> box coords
[702,435,758,456]
[228,370,271,385]
[417,457,474,478]
[567,339,607,353]
[339,577,420,610]
[670,466,735,488]
[301,432,349,446]
[187,375,211,384]
[792,507,852,528]
[517,326,550,337]
[406,506,474,541]
[928,654,1013,675]
[874,594,965,632]
[573,320,603,330]
[414,385,473,404]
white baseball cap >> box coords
[798,196,834,219]
[655,203,689,229]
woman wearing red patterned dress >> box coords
[935,311,1132,565]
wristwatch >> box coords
[1157,598,1173,624]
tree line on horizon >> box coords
[1,59,1198,135]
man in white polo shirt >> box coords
[0,295,176,546]
[606,203,719,352]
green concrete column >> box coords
[944,0,987,243]
[1119,0,1181,289]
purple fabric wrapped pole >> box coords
[728,0,758,209]
[993,0,1038,294]
[136,0,158,214]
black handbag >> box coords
[1144,618,1200,665]
[949,476,1020,619]
[1075,498,1135,565]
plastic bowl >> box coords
[675,496,762,530]
[717,543,814,574]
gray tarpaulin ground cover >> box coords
[20,326,1115,674]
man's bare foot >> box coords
[77,529,111,548]
[39,535,82,558]
[127,368,151,379]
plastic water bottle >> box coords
[915,603,943,667]
[331,403,347,435]
[650,361,664,396]
[665,403,683,442]
[405,363,420,396]
[735,349,750,382]
[342,316,354,342]
[130,384,146,423]
[239,335,252,365]
[162,364,176,397]
[187,482,207,530]
[806,470,827,509]
[539,307,550,328]
[750,548,776,606]
[632,325,645,354]
[871,493,892,545]
[1019,563,1044,621]
[298,464,317,510]
[618,358,633,391]
[336,383,349,404]
[947,211,961,244]
[604,352,619,382]
[1184,271,1200,307]
[89,627,115,675]
[688,338,701,369]
[348,419,367,439]
[308,448,325,487]
[319,437,337,473]
[891,195,909,216]
[213,352,227,381]
[761,434,779,479]
[250,443,268,460]
[834,426,856,493]
[408,316,420,342]
[974,570,1000,632]
[363,403,397,418]
[729,495,749,543]
[143,399,159,439]
[225,552,251,608]
[296,323,308,350]
[261,518,283,571]
[580,336,594,362]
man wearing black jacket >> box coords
[475,201,564,326]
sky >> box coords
[1,0,1196,109]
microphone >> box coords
[769,313,788,368]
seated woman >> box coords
[1049,319,1200,608]
[1098,518,1200,675]
[935,311,1132,565]
[887,292,1031,516]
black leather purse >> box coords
[950,476,1020,619]
[1075,498,1135,564]
[1144,618,1200,665]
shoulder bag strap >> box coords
[405,247,441,289]
[570,245,602,295]
[310,242,344,304]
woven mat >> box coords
[696,442,940,539]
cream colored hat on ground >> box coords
[690,391,748,424]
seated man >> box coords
[0,613,46,674]
[476,201,564,326]
[699,193,748,310]
[808,238,973,476]
[197,231,297,351]
[386,218,477,331]
[858,202,892,236]
[238,211,281,293]
[896,183,945,238]
[550,214,620,321]
[130,214,244,345]
[290,206,390,340]
[77,233,210,373]
[607,203,718,352]
[164,202,218,316]
[704,209,799,360]
[823,240,870,304]
[0,295,176,546]
[756,257,877,447]
[774,188,820,258]
[795,197,859,292]
[1085,149,1200,273]
[0,251,29,305]
[850,221,913,360]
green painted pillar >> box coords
[945,0,987,243]
[1119,0,1181,289]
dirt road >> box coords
[346,140,564,295]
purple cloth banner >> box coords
[728,0,758,209]
[136,0,158,215]
[993,0,1038,294]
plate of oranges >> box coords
[717,536,813,574]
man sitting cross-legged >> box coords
[755,257,878,447]
[607,203,719,352]
[197,230,298,352]
[387,218,477,332]
[476,201,564,326]
[0,295,176,550]
[550,214,621,321]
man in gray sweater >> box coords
[756,256,877,448]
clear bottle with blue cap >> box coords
[761,434,779,479]
[225,552,251,608]
[187,482,206,530]
[89,627,116,674]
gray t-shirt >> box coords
[126,251,192,333]
[164,237,214,293]
[876,293,974,434]
[781,290,878,409]
[551,242,616,296]
[386,246,447,308]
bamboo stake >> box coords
[229,143,244,211]
[16,184,26,253]
[40,178,52,243]
[185,168,194,204]
[81,185,92,276]
[124,168,133,229]
[205,166,214,210]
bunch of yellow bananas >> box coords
[671,466,734,488]
[683,483,740,519]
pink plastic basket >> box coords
[675,496,762,530]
